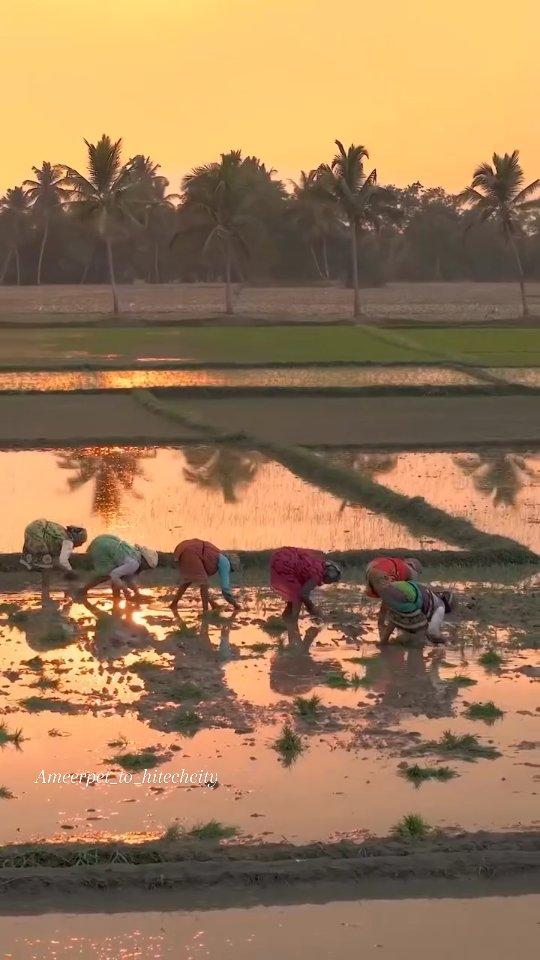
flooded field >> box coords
[0,577,538,847]
[0,446,537,553]
[1,892,539,959]
[0,365,485,392]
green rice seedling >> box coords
[323,669,350,689]
[464,701,505,723]
[446,674,478,687]
[294,695,322,719]
[0,786,14,799]
[162,822,183,842]
[106,750,162,772]
[31,677,60,690]
[170,709,202,736]
[260,616,288,635]
[22,656,44,671]
[107,735,128,749]
[478,650,504,669]
[393,813,431,840]
[0,723,24,747]
[347,655,378,666]
[433,730,500,760]
[188,820,237,841]
[170,623,199,641]
[249,642,273,654]
[20,696,65,713]
[274,723,303,765]
[400,764,456,785]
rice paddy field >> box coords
[0,296,538,953]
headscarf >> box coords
[67,526,87,547]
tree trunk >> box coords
[0,248,13,283]
[224,242,233,315]
[154,242,161,284]
[350,222,361,317]
[508,233,529,317]
[15,247,21,286]
[322,237,330,280]
[37,219,49,285]
[106,239,120,315]
[309,244,323,279]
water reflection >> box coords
[57,447,156,522]
[269,624,342,696]
[454,452,539,507]
[183,447,262,503]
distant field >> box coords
[0,325,539,366]
[0,281,539,321]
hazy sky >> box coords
[2,0,538,193]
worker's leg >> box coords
[170,582,191,609]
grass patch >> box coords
[107,735,128,749]
[0,723,24,747]
[188,820,238,841]
[446,674,478,687]
[464,701,505,723]
[400,764,457,785]
[162,682,207,703]
[170,709,202,736]
[478,649,504,669]
[19,696,74,713]
[294,695,322,720]
[260,616,288,635]
[0,787,14,799]
[393,813,432,840]
[418,730,501,761]
[274,723,303,766]
[249,642,273,654]
[30,676,60,690]
[106,749,162,772]
[323,668,366,690]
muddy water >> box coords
[1,894,539,959]
[0,365,483,391]
[1,446,538,553]
[0,583,538,846]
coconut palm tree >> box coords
[454,452,538,507]
[125,155,179,282]
[0,186,32,284]
[62,136,139,313]
[182,447,261,503]
[458,151,540,316]
[23,162,69,284]
[318,141,398,317]
[289,170,337,278]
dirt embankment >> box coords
[0,832,538,900]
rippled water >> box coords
[0,445,537,553]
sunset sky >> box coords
[2,0,538,193]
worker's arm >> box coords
[58,539,74,572]
[217,554,241,610]
[299,578,320,616]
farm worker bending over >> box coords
[78,534,158,603]
[20,520,87,599]
[171,539,241,613]
[270,546,342,621]
[377,580,453,645]
[365,555,423,639]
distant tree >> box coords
[0,186,32,284]
[289,170,337,278]
[454,452,538,507]
[63,136,139,313]
[23,162,69,284]
[318,141,399,316]
[458,151,540,316]
[125,155,179,282]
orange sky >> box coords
[2,0,539,193]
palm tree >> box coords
[318,140,398,317]
[458,151,540,316]
[0,186,31,284]
[62,135,139,314]
[182,447,261,503]
[23,162,69,284]
[125,155,178,282]
[57,447,154,521]
[454,452,538,507]
[289,170,337,278]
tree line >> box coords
[1,136,539,315]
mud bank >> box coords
[0,832,538,898]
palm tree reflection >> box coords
[330,451,398,513]
[58,447,155,521]
[182,446,261,503]
[454,452,538,507]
